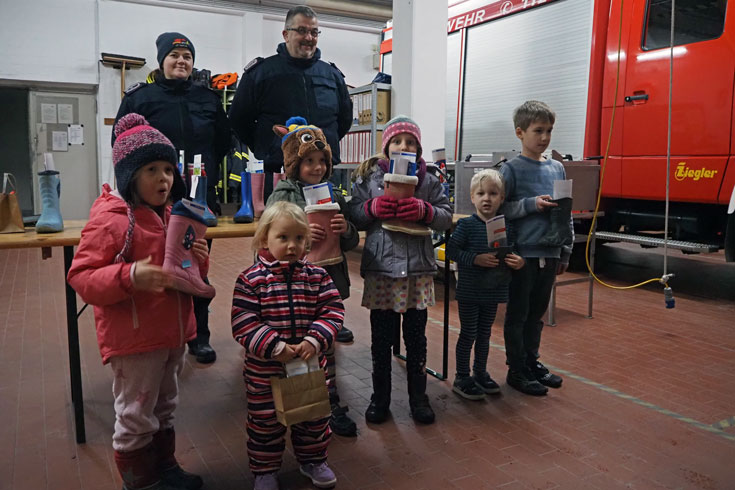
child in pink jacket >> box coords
[68,113,208,490]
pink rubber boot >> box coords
[162,200,216,298]
[382,174,431,236]
[305,203,343,266]
[251,172,265,219]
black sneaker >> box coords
[336,325,354,344]
[473,372,501,395]
[452,376,486,400]
[188,343,216,364]
[527,361,563,388]
[506,368,548,396]
[330,403,357,437]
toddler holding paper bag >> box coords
[266,116,360,438]
[499,100,574,397]
[446,169,524,400]
[350,115,452,425]
[231,201,344,490]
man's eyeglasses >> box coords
[286,27,321,37]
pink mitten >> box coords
[366,195,397,220]
[396,197,428,222]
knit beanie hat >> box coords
[382,115,423,161]
[112,113,186,202]
[273,116,333,180]
[156,32,195,67]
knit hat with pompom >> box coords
[112,113,186,202]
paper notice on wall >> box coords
[58,104,74,124]
[553,179,573,200]
[52,131,68,151]
[68,124,84,145]
[41,104,57,124]
[486,215,507,248]
[303,182,332,206]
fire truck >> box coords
[381,0,735,260]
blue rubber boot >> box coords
[233,172,254,223]
[35,170,64,233]
[194,175,217,227]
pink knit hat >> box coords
[381,115,422,161]
[112,113,185,202]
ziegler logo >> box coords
[674,162,718,182]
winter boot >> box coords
[382,173,431,236]
[152,428,204,490]
[251,172,266,219]
[305,202,343,266]
[407,373,435,424]
[115,444,174,490]
[35,170,64,233]
[162,200,216,299]
[538,197,573,247]
[233,172,254,223]
[193,173,217,227]
[365,373,391,424]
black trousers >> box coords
[370,308,427,376]
[503,257,558,371]
[189,239,213,347]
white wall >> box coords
[0,0,98,85]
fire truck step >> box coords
[595,232,719,254]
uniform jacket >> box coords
[265,177,358,299]
[113,77,231,189]
[231,250,344,362]
[349,159,453,278]
[228,43,353,172]
[67,186,202,364]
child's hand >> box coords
[191,238,209,263]
[330,213,348,234]
[293,340,317,361]
[310,222,326,242]
[368,195,397,220]
[535,195,557,212]
[473,253,499,268]
[274,344,296,363]
[395,197,427,222]
[505,253,525,270]
[557,262,569,275]
[133,256,172,292]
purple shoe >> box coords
[253,472,279,490]
[299,462,337,488]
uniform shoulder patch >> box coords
[124,82,146,96]
[329,62,345,78]
[244,57,264,73]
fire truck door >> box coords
[620,0,731,202]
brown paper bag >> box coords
[0,173,25,234]
[270,359,331,426]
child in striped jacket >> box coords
[231,201,344,490]
[446,169,525,400]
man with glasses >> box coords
[229,5,357,439]
[230,5,352,203]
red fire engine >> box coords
[381,0,735,260]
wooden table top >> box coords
[0,217,257,250]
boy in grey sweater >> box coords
[499,100,574,396]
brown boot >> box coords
[152,428,203,490]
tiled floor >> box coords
[1,238,734,490]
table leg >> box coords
[64,245,86,444]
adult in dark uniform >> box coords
[228,5,352,204]
[229,5,357,436]
[113,32,230,364]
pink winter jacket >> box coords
[68,187,204,363]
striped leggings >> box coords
[245,355,331,474]
[455,301,498,378]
